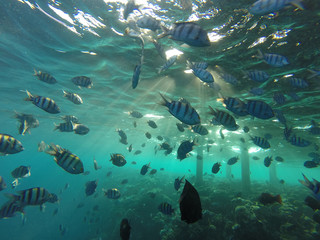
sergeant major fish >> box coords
[11,166,31,179]
[0,134,24,155]
[246,70,269,83]
[71,76,93,88]
[212,162,221,174]
[62,90,83,104]
[158,202,174,215]
[103,188,121,199]
[190,124,208,135]
[24,90,60,114]
[256,50,289,67]
[147,120,157,129]
[249,0,304,15]
[264,156,273,167]
[110,154,127,167]
[227,156,239,165]
[85,180,97,197]
[246,99,274,119]
[73,123,89,135]
[152,39,166,59]
[158,55,177,73]
[54,121,74,132]
[174,176,185,191]
[0,201,24,219]
[132,64,141,89]
[140,162,150,175]
[177,139,197,161]
[137,15,161,31]
[209,106,239,131]
[251,136,271,149]
[34,70,57,84]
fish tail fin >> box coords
[45,143,58,156]
[62,90,67,97]
[159,93,170,107]
[291,0,304,10]
[299,173,312,188]
[208,106,216,115]
[157,25,169,39]
[53,123,59,131]
[33,69,39,76]
[186,60,194,69]
[4,193,19,202]
[256,49,264,60]
[275,195,282,204]
[23,90,33,101]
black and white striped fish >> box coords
[0,134,24,155]
[191,68,214,83]
[187,61,208,70]
[24,90,60,114]
[0,201,24,219]
[61,115,79,123]
[11,166,31,179]
[158,202,174,215]
[246,70,269,82]
[54,121,74,132]
[257,50,289,67]
[160,93,200,125]
[71,76,93,88]
[41,143,84,174]
[246,100,274,119]
[191,124,208,135]
[34,70,57,84]
[158,22,210,47]
[209,106,239,131]
[222,97,248,116]
[62,90,83,104]
[137,15,161,31]
[158,55,177,73]
[6,187,51,206]
[289,77,308,88]
[104,188,121,199]
[288,135,311,147]
[251,136,270,149]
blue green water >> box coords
[0,0,320,239]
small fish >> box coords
[141,143,146,147]
[149,169,157,175]
[14,113,39,135]
[0,201,24,219]
[158,202,174,215]
[305,196,320,211]
[76,202,84,208]
[116,129,127,140]
[61,115,79,123]
[191,124,208,135]
[152,39,166,59]
[264,156,273,167]
[147,120,157,128]
[34,70,57,84]
[258,193,282,205]
[289,77,308,88]
[137,15,161,31]
[187,61,208,70]
[121,179,128,184]
[249,0,303,15]
[252,156,260,160]
[127,144,133,152]
[107,171,112,177]
[275,156,284,162]
[299,174,320,200]
[227,156,239,165]
[250,87,264,96]
[246,70,269,82]
[54,121,74,132]
[134,150,142,155]
[279,179,285,185]
[177,139,196,161]
[110,154,127,167]
[131,161,137,165]
[11,166,31,179]
[24,90,60,114]
[160,142,171,150]
[160,168,164,171]
[256,50,289,67]
[93,157,101,170]
[0,134,24,155]
[6,187,52,207]
[129,111,143,118]
[212,162,221,174]
[174,176,185,191]
[191,67,214,84]
[120,218,131,240]
[132,64,141,89]
[246,100,274,119]
[140,162,150,175]
[243,126,250,133]
[273,92,286,105]
[222,97,248,116]
[158,22,210,47]
[85,180,98,196]
[71,76,93,88]
[0,176,7,191]
[220,73,238,85]
[158,55,177,73]
[288,135,311,147]
[59,224,67,236]
[273,109,286,125]
[251,136,271,149]
[62,90,83,104]
[73,123,90,135]
[104,188,121,199]
[209,107,239,131]
[133,121,137,128]
[304,161,318,168]
[176,123,185,132]
[156,136,163,141]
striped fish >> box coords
[34,70,57,84]
[54,121,74,132]
[158,202,174,215]
[42,143,84,174]
[6,187,51,206]
[158,55,177,73]
[191,124,208,135]
[299,174,320,200]
[160,93,200,125]
[273,109,286,125]
[249,0,304,15]
[288,135,311,147]
[273,92,286,105]
[0,134,24,155]
[257,50,289,67]
[11,166,31,179]
[62,90,83,104]
[137,15,161,31]
[221,73,238,85]
[264,156,273,167]
[246,100,274,119]
[158,22,210,47]
[104,188,121,199]
[187,61,208,70]
[132,64,141,89]
[73,123,90,135]
[191,68,214,83]
[250,87,264,96]
[222,97,248,116]
[71,76,93,88]
[0,201,24,219]
[251,136,271,149]
[289,77,308,88]
[177,140,196,161]
[209,106,239,131]
[246,70,269,82]
[61,115,79,123]
[0,176,6,191]
[24,90,60,114]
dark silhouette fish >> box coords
[85,180,97,196]
[258,193,282,205]
[140,162,150,175]
[179,180,202,224]
[120,218,131,240]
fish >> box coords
[34,70,57,84]
[288,135,311,147]
[209,107,239,131]
[289,77,308,88]
[279,179,285,184]
[147,120,157,128]
[219,128,225,139]
[53,208,59,216]
[132,64,141,89]
[6,187,52,207]
[246,70,269,82]
[158,55,177,73]
[288,92,300,101]
[11,179,20,189]
[156,136,163,141]
[93,156,101,170]
[299,174,320,200]
[160,93,201,125]
[160,142,171,150]
[73,123,90,135]
[252,156,260,160]
[0,134,24,155]
[179,180,202,224]
[106,171,112,177]
[0,176,6,191]
[62,90,83,104]
[54,121,74,132]
[104,188,121,199]
[71,76,93,88]
[117,129,127,140]
[121,179,128,184]
[61,115,79,123]
[140,162,150,175]
[251,136,271,149]
[127,144,133,152]
[40,143,84,174]
[14,113,39,135]
[258,193,282,205]
[264,156,273,167]
[129,111,143,118]
[222,97,248,116]
[137,15,161,31]
[212,162,221,174]
[187,61,208,70]
[134,150,142,155]
[273,92,286,105]
[304,160,318,168]
[47,193,59,203]
[24,90,60,114]
[249,0,304,15]
[85,180,98,197]
[304,196,320,211]
[152,39,166,59]
[256,50,289,67]
[158,202,174,215]
[131,161,137,165]
[160,168,164,171]
[149,169,157,175]
[177,139,197,161]
[191,67,214,84]
[0,201,24,219]
[190,124,208,135]
[11,166,31,179]
[275,156,284,162]
[243,126,250,133]
[174,176,185,191]
[176,123,185,132]
[120,218,131,240]
[250,87,264,96]
[283,125,292,140]
[110,154,127,167]
[273,109,287,125]
[158,22,210,47]
[246,100,274,119]
[123,0,140,20]
[227,156,239,165]
[220,73,238,85]
[133,121,137,128]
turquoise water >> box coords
[0,0,320,239]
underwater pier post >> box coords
[240,140,251,193]
[269,162,278,191]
